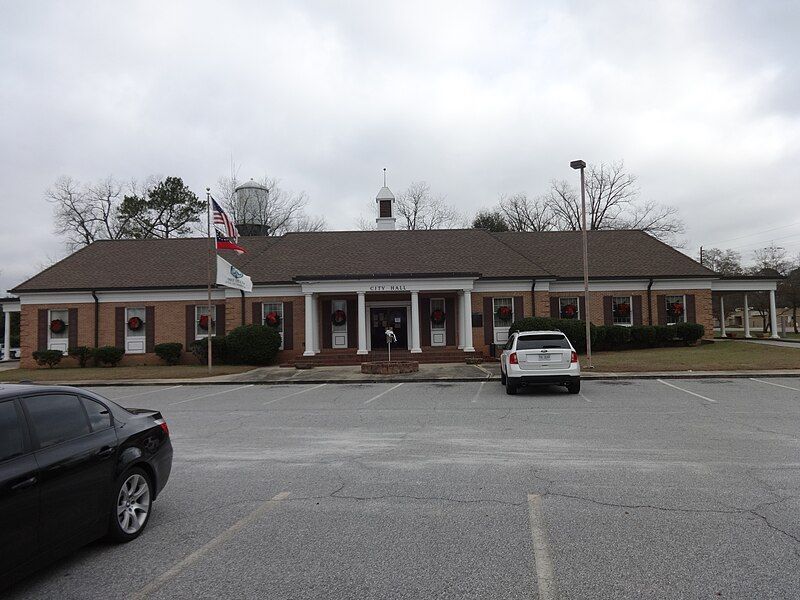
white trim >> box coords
[124,306,147,354]
[611,295,634,327]
[251,285,303,296]
[473,280,533,292]
[0,301,20,313]
[299,276,476,294]
[711,280,778,292]
[547,279,715,292]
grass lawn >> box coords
[0,364,254,382]
[583,340,800,372]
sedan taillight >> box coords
[509,352,518,365]
[155,418,169,436]
[571,351,578,363]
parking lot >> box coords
[6,378,800,599]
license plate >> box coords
[538,354,552,361]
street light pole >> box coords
[570,160,593,369]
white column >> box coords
[719,295,726,338]
[357,292,368,355]
[303,293,315,356]
[311,295,320,353]
[410,291,422,353]
[2,311,10,361]
[457,292,465,349]
[462,289,475,352]
[743,293,751,338]
[769,289,780,339]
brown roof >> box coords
[11,229,715,293]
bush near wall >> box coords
[509,317,704,352]
[189,338,228,364]
[154,343,183,366]
[188,325,282,366]
[95,346,125,367]
[31,349,64,368]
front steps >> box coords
[289,347,485,367]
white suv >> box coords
[499,330,581,395]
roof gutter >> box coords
[647,278,654,326]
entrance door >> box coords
[430,298,446,346]
[331,299,348,349]
[370,307,408,350]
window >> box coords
[48,308,69,354]
[125,307,146,354]
[81,397,112,431]
[263,302,285,350]
[559,297,580,320]
[516,334,571,350]
[612,296,633,326]
[195,305,217,339]
[665,295,686,325]
[0,400,25,462]
[493,297,514,328]
[23,394,90,448]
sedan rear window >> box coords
[516,335,571,350]
[23,394,91,448]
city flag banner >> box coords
[215,229,246,254]
[212,197,239,241]
[216,255,253,292]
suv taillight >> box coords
[509,352,518,365]
[571,351,578,363]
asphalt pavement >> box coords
[5,378,800,599]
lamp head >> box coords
[570,160,586,170]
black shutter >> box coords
[420,297,431,347]
[282,301,294,350]
[115,307,125,349]
[347,299,358,349]
[633,296,643,326]
[656,295,667,326]
[145,306,155,353]
[67,308,78,350]
[321,299,332,349]
[185,305,195,350]
[252,302,262,325]
[445,297,456,346]
[483,297,494,344]
[603,296,613,326]
[37,309,48,351]
[686,295,696,324]
[550,297,560,318]
[215,303,226,336]
[513,296,524,321]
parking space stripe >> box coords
[750,378,800,392]
[169,384,254,405]
[578,391,592,403]
[129,491,290,600]
[657,379,717,403]
[110,385,182,400]
[364,382,403,405]
[263,383,326,405]
[471,381,485,403]
[527,494,559,600]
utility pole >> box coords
[570,159,592,369]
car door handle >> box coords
[97,446,116,458]
[11,476,37,491]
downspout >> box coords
[531,279,536,317]
[647,278,654,325]
[240,291,246,326]
[91,291,100,348]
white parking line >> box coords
[169,384,254,405]
[109,385,182,401]
[750,378,800,392]
[657,379,717,403]
[579,391,592,403]
[129,491,290,600]
[527,493,559,600]
[364,382,403,405]
[471,381,485,403]
[263,383,327,405]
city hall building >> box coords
[5,185,783,368]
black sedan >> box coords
[0,384,173,587]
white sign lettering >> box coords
[368,284,408,292]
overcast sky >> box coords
[2,1,799,293]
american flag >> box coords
[211,197,239,241]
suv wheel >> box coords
[566,379,581,395]
[500,369,507,385]
[107,467,152,543]
[505,379,518,395]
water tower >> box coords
[233,179,270,236]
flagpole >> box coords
[206,187,213,375]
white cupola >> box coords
[375,168,396,230]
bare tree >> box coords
[217,172,325,236]
[749,245,790,333]
[497,193,555,231]
[700,248,743,275]
[395,181,462,230]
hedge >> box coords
[95,346,125,367]
[69,346,94,368]
[225,325,282,365]
[32,349,64,368]
[509,317,704,352]
[154,342,183,366]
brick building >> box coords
[6,185,782,367]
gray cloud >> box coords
[2,0,800,292]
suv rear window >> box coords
[516,335,571,350]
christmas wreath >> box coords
[670,302,684,317]
[430,309,446,325]
[615,302,631,317]
[496,305,513,322]
[127,316,144,331]
[562,303,577,318]
[264,311,281,327]
[331,309,347,326]
[198,314,214,331]
[50,318,66,334]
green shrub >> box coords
[189,337,228,364]
[95,346,125,367]
[675,322,704,345]
[603,326,631,348]
[154,342,183,366]
[69,346,94,368]
[654,325,676,345]
[32,349,64,368]
[510,317,588,352]
[225,324,282,365]
[629,326,657,348]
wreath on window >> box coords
[669,302,684,317]
[430,309,446,325]
[562,304,577,318]
[50,318,66,334]
[198,314,214,331]
[331,309,347,326]
[615,302,631,317]
[496,305,513,322]
[127,316,144,331]
[264,311,281,327]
